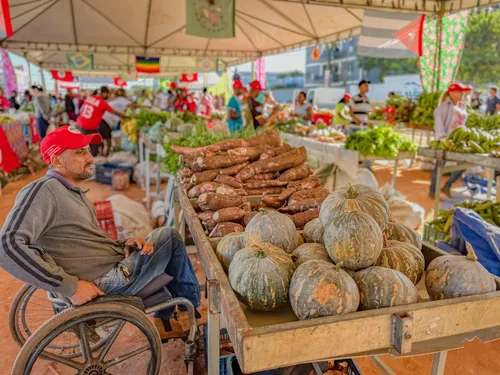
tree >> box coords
[456,9,500,86]
[358,57,419,81]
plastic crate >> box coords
[93,200,117,240]
[95,163,134,185]
[423,222,448,245]
[220,354,238,375]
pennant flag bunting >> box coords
[186,0,235,39]
[66,53,94,71]
[0,0,13,38]
[357,10,424,59]
[113,77,127,87]
[51,70,74,82]
[135,56,160,73]
[181,73,199,83]
[196,58,217,72]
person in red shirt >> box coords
[0,88,11,112]
[174,88,188,112]
[186,93,197,113]
[76,86,127,156]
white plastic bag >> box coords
[379,183,425,229]
[107,151,137,166]
[334,168,379,191]
[107,194,153,241]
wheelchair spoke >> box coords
[78,323,93,362]
[40,352,83,370]
[102,345,151,369]
[98,320,125,361]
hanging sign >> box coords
[186,0,235,38]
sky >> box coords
[7,48,307,91]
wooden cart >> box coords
[178,184,500,375]
[418,148,500,218]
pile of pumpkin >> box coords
[175,129,327,237]
[216,184,496,319]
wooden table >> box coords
[178,183,500,375]
[418,148,500,218]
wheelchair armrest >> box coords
[85,295,145,312]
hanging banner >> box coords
[0,48,17,96]
[0,0,13,38]
[160,78,177,90]
[66,53,94,71]
[186,0,235,39]
[358,10,424,59]
[196,58,217,72]
[113,77,127,87]
[181,73,199,83]
[419,10,470,93]
[254,58,266,90]
[50,70,74,82]
[135,56,160,73]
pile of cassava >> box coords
[215,183,496,319]
[173,129,327,237]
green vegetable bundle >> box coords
[429,201,500,235]
[344,126,418,158]
[409,92,442,127]
[162,125,256,174]
[134,109,172,129]
[429,127,500,153]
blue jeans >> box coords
[37,117,50,139]
[429,165,464,194]
[95,227,200,318]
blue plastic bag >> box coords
[440,207,500,276]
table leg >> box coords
[392,159,399,189]
[208,280,221,375]
[139,135,144,189]
[156,144,162,198]
[369,356,397,375]
[434,162,444,219]
[145,148,151,208]
[487,168,494,199]
[431,351,447,375]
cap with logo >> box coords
[40,126,102,164]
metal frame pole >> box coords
[207,280,221,375]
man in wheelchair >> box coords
[0,125,202,340]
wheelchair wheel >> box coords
[13,301,162,375]
[9,285,116,359]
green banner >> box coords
[66,53,94,71]
[419,11,470,92]
[186,0,235,39]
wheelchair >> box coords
[8,247,201,375]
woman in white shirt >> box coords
[293,91,313,123]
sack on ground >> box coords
[107,194,153,241]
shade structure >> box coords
[3,0,498,76]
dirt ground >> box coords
[0,165,499,375]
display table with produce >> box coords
[178,184,500,375]
[280,130,416,188]
[419,147,500,218]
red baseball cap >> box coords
[40,126,102,164]
[249,80,262,91]
[448,83,469,93]
[343,93,352,101]
[233,79,243,89]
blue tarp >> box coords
[438,207,500,276]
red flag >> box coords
[113,77,127,87]
[0,127,21,173]
[0,0,13,38]
[181,73,198,83]
[50,70,74,82]
[393,14,425,56]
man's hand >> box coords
[125,237,154,256]
[354,117,362,125]
[70,280,104,306]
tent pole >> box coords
[25,54,33,85]
[251,60,255,81]
[203,72,208,88]
[40,65,47,89]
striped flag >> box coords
[135,56,160,74]
[357,10,424,59]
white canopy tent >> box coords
[2,0,498,76]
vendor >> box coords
[9,90,20,111]
[0,88,11,112]
[246,80,278,131]
[429,83,470,199]
[293,91,312,123]
[227,80,244,132]
[335,94,352,128]
[174,88,188,112]
[348,80,371,134]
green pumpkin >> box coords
[384,221,422,250]
[216,232,245,271]
[323,211,383,270]
[320,184,389,230]
[353,266,418,310]
[303,218,324,244]
[292,243,332,267]
[376,240,424,285]
[229,243,296,311]
[426,242,496,301]
[245,209,298,254]
[289,260,359,320]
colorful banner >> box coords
[419,10,470,92]
[0,48,17,96]
[186,0,235,39]
[135,56,160,73]
[66,53,94,71]
[50,70,74,82]
[196,58,217,72]
[254,58,266,90]
[160,78,177,90]
[0,0,13,38]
